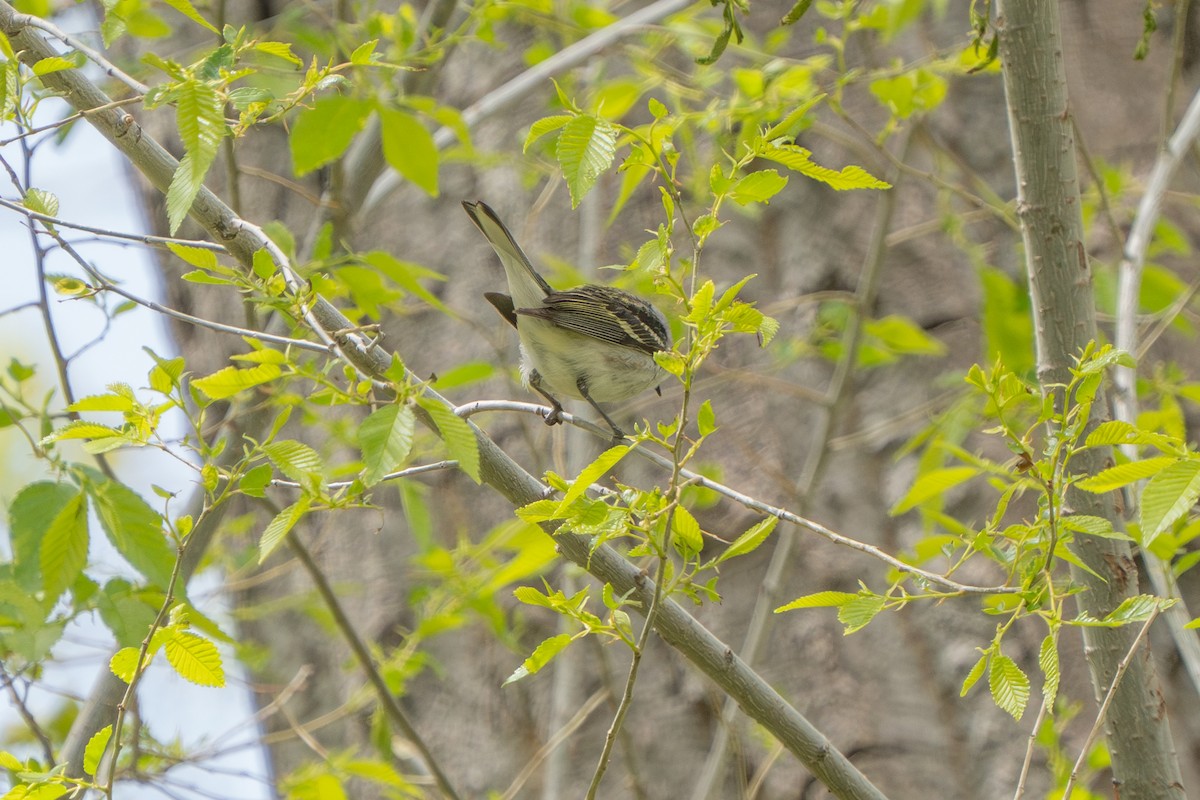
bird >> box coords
[462,200,672,439]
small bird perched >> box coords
[462,200,672,439]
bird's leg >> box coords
[576,377,626,441]
[528,370,565,426]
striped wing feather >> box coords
[516,287,668,356]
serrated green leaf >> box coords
[1059,514,1131,540]
[890,466,978,515]
[32,52,84,76]
[8,481,80,590]
[988,653,1030,719]
[758,142,891,190]
[41,420,126,444]
[717,517,777,564]
[110,647,141,683]
[90,479,175,588]
[379,107,439,197]
[164,629,225,687]
[1039,635,1059,703]
[291,95,372,176]
[672,506,704,558]
[67,393,135,412]
[513,585,554,608]
[776,589,858,613]
[22,187,59,217]
[40,492,88,601]
[83,725,113,777]
[1076,455,1177,492]
[556,114,617,207]
[1103,594,1167,625]
[420,399,480,483]
[557,445,631,512]
[166,79,224,233]
[503,633,573,685]
[358,404,416,486]
[262,440,325,487]
[191,362,282,400]
[1139,459,1200,546]
[837,593,885,633]
[258,497,312,563]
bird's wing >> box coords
[516,287,669,356]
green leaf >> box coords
[40,492,88,601]
[1076,456,1177,492]
[191,362,282,400]
[503,633,574,685]
[1039,635,1059,704]
[259,497,312,563]
[263,440,326,488]
[165,241,219,269]
[729,169,788,205]
[349,39,378,64]
[717,517,777,564]
[239,464,274,498]
[420,399,481,483]
[960,654,986,697]
[556,114,617,207]
[378,107,439,197]
[557,445,631,512]
[890,466,977,515]
[110,647,141,683]
[837,593,885,633]
[164,629,225,687]
[8,481,80,589]
[523,114,572,152]
[358,404,416,486]
[22,187,59,217]
[31,52,85,75]
[988,653,1030,719]
[83,725,113,777]
[697,399,717,437]
[67,393,135,412]
[42,420,126,444]
[166,79,224,233]
[291,95,372,176]
[775,590,857,613]
[1059,515,1130,541]
[90,479,175,588]
[757,142,891,190]
[672,506,704,558]
[160,0,219,32]
[1139,459,1200,546]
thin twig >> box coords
[0,665,56,764]
[1062,608,1162,799]
[500,688,609,800]
[20,13,150,94]
[1012,694,1050,800]
[268,459,459,490]
[286,533,462,800]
